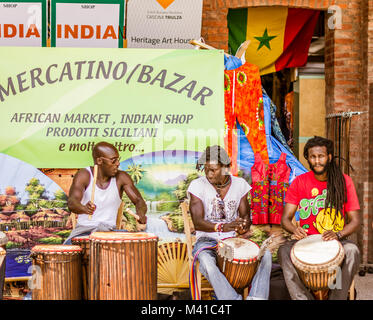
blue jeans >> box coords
[192,237,272,300]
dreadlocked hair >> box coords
[196,145,231,171]
[303,136,347,216]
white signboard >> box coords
[126,0,203,49]
[0,0,46,47]
[51,0,125,48]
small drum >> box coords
[89,232,158,300]
[72,236,90,300]
[30,245,82,300]
[290,234,345,299]
[0,247,5,300]
[217,237,260,289]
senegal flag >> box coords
[228,7,320,75]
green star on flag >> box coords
[254,28,277,51]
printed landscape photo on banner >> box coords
[0,153,71,279]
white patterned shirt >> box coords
[187,175,251,241]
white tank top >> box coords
[77,167,122,227]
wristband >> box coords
[214,223,223,232]
[215,223,223,233]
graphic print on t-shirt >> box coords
[298,189,345,234]
[209,196,237,222]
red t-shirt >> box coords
[285,171,360,235]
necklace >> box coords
[209,175,231,195]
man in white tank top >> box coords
[64,141,147,244]
[188,145,274,300]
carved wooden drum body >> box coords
[72,235,90,300]
[0,247,5,300]
[30,245,82,300]
[290,234,345,293]
[217,237,260,290]
[89,232,158,300]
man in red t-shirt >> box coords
[279,136,360,300]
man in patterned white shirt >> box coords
[187,145,273,300]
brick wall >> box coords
[364,0,372,263]
[366,0,373,265]
[201,0,373,263]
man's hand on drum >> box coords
[84,201,96,215]
[222,220,242,232]
[293,227,308,240]
[236,218,250,235]
[137,213,147,225]
[237,228,252,239]
[223,218,249,234]
[322,230,338,241]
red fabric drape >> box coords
[224,62,268,175]
[250,152,290,225]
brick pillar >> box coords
[201,1,229,51]
[325,1,367,260]
[367,0,373,263]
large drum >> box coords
[0,247,5,300]
[89,232,158,300]
[30,245,82,300]
[217,237,260,290]
[72,236,90,300]
[290,234,345,299]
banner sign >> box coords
[50,0,125,48]
[0,47,224,168]
[0,0,47,47]
[126,0,203,49]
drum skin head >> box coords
[292,234,340,265]
[31,245,82,253]
[219,237,259,261]
[90,231,158,241]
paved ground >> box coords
[355,272,373,300]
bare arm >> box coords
[237,193,251,235]
[189,193,245,233]
[67,169,96,215]
[281,203,308,240]
[238,193,250,221]
[119,171,147,224]
[340,210,360,237]
[322,210,360,241]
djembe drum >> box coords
[0,247,5,300]
[290,234,345,300]
[72,236,90,300]
[30,245,82,300]
[89,232,158,300]
[217,237,260,290]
